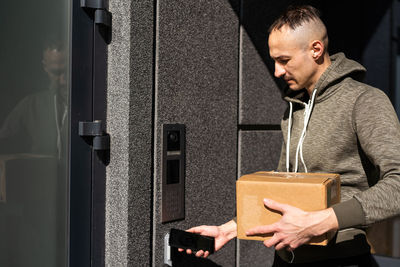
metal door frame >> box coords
[69,0,110,265]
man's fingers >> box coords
[194,250,211,258]
[187,225,213,236]
[180,248,209,257]
[263,233,282,248]
[263,198,290,213]
[195,250,204,257]
[187,226,203,234]
[246,223,277,236]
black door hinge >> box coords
[79,120,110,165]
[81,0,112,43]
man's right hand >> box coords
[178,220,237,258]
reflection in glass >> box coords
[0,0,70,266]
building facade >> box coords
[0,0,399,266]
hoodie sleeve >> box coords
[334,88,400,228]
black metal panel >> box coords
[162,124,185,223]
[69,0,94,265]
[91,11,109,267]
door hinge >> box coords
[79,120,110,165]
[79,120,110,150]
[81,0,112,43]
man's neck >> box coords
[306,54,332,95]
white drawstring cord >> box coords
[289,250,295,263]
[286,102,293,172]
[295,89,317,172]
[287,89,317,173]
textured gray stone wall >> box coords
[106,0,286,265]
[153,0,239,266]
[106,0,131,265]
[239,0,287,125]
[239,28,286,125]
[128,0,155,266]
[127,1,155,265]
[237,1,287,266]
[106,0,155,266]
[237,131,282,267]
[238,131,283,175]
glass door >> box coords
[0,0,71,266]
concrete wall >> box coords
[237,1,287,265]
[153,0,238,265]
[106,0,155,265]
[105,0,286,266]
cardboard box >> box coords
[236,171,340,245]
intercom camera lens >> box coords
[168,132,178,142]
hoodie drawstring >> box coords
[286,102,293,172]
[286,89,317,173]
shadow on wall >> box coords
[227,0,393,93]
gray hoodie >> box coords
[277,52,400,261]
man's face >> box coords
[268,27,316,91]
[42,48,67,92]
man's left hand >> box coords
[245,198,339,251]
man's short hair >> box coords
[269,5,322,33]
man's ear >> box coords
[310,40,324,60]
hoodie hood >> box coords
[282,53,366,173]
[284,53,366,104]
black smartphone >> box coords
[169,228,215,254]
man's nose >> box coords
[274,63,286,78]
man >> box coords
[0,42,68,266]
[180,5,400,266]
[0,43,68,157]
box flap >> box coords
[238,172,338,185]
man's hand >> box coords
[246,198,339,251]
[178,220,237,258]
